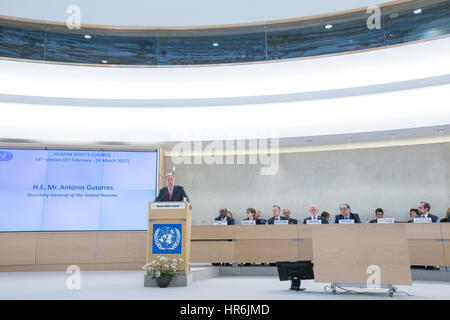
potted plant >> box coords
[143,256,183,288]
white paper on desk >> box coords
[339,219,355,224]
[241,220,256,225]
[213,221,228,225]
[274,220,289,225]
[413,217,432,223]
[377,218,395,223]
[306,220,321,225]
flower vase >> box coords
[155,277,172,288]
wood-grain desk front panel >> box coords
[406,223,445,266]
[440,224,450,266]
[406,224,442,239]
[191,226,234,240]
[191,241,234,263]
[234,225,297,240]
[312,224,412,285]
[297,225,332,262]
[235,239,298,263]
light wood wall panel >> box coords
[36,232,97,265]
[0,233,37,266]
[96,231,146,263]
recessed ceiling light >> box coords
[212,42,219,47]
[101,60,108,64]
[325,24,333,29]
[413,8,422,14]
[84,34,92,39]
[389,13,399,19]
[438,129,445,135]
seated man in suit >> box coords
[334,203,361,224]
[303,205,327,224]
[417,201,438,222]
[370,208,384,223]
[255,210,267,225]
[267,205,289,224]
[283,208,298,224]
[214,208,235,225]
[155,173,189,202]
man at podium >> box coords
[155,173,190,202]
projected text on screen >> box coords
[0,149,158,231]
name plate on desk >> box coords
[413,217,432,223]
[213,221,228,226]
[306,220,322,225]
[339,219,355,224]
[377,218,395,224]
[151,202,185,209]
[241,220,256,225]
[274,220,289,225]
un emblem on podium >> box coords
[152,224,182,254]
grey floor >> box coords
[1,269,450,300]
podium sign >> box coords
[146,201,192,275]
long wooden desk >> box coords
[0,224,449,271]
[191,224,450,266]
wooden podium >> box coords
[145,201,192,283]
[312,224,412,295]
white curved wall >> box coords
[1,37,449,100]
[0,38,449,143]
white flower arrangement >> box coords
[143,255,183,279]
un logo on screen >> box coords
[0,151,13,162]
[152,224,182,254]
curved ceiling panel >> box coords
[0,0,402,27]
[0,84,449,143]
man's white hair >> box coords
[164,172,175,179]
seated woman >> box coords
[320,211,331,224]
[440,208,450,222]
[408,208,419,223]
[243,208,263,224]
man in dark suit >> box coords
[155,173,190,202]
[303,205,327,224]
[418,201,438,222]
[283,208,298,224]
[334,203,361,224]
[370,208,384,223]
[255,210,267,225]
[214,208,235,225]
[267,205,289,224]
